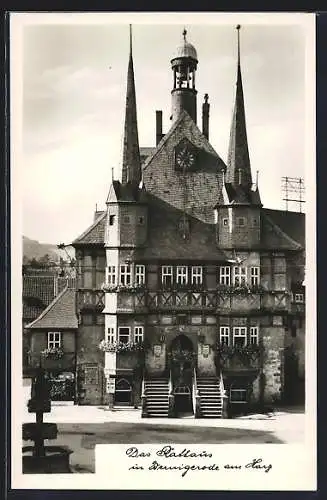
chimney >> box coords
[156,110,163,145]
[202,94,210,140]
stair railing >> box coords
[219,371,228,418]
[168,369,174,418]
[141,370,147,418]
[193,367,201,418]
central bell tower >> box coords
[171,29,198,123]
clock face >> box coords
[176,147,195,170]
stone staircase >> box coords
[197,377,223,418]
[144,379,170,417]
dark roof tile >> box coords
[26,288,78,330]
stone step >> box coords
[147,414,169,417]
[201,405,222,409]
[147,401,169,409]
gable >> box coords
[142,111,227,224]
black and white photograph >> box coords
[10,12,316,490]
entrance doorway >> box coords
[174,385,192,415]
[169,334,195,415]
[114,378,132,405]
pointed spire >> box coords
[226,25,253,190]
[121,24,141,186]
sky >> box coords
[15,14,312,244]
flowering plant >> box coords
[101,283,146,293]
[168,349,196,363]
[99,339,146,353]
[41,347,64,359]
[216,343,262,363]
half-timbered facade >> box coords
[28,26,305,417]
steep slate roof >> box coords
[263,208,305,248]
[143,109,225,172]
[261,210,304,251]
[121,26,142,186]
[23,276,75,322]
[26,287,78,330]
[72,211,106,246]
[140,147,156,164]
[140,193,227,261]
[107,180,147,203]
[226,27,252,190]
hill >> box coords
[23,236,75,263]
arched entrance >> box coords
[168,334,195,415]
[114,378,132,405]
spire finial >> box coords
[236,24,241,64]
[129,24,132,55]
[183,28,187,42]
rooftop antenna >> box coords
[281,176,305,212]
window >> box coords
[134,326,144,343]
[123,215,131,224]
[120,265,131,285]
[219,266,231,286]
[233,327,247,347]
[249,326,259,345]
[138,216,145,225]
[219,326,230,346]
[237,217,246,226]
[135,265,145,285]
[252,218,258,227]
[223,218,228,226]
[162,266,173,286]
[107,266,116,285]
[106,327,116,343]
[109,215,115,225]
[294,293,304,303]
[176,266,188,285]
[230,388,247,403]
[233,266,247,286]
[48,331,61,349]
[250,267,260,286]
[118,327,130,344]
[191,266,203,285]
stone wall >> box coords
[261,322,285,403]
[76,323,105,405]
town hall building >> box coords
[26,26,305,417]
